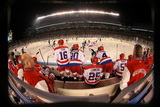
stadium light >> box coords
[37,10,119,20]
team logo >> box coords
[61,48,65,51]
[132,68,146,77]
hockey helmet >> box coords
[120,53,125,59]
[73,44,79,50]
[128,54,133,60]
[58,39,64,45]
[91,56,98,64]
[99,46,104,51]
[18,56,21,63]
[32,57,37,63]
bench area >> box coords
[53,77,120,96]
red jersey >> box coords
[144,56,154,72]
[8,60,18,76]
[126,59,147,86]
[23,68,54,93]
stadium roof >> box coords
[37,10,119,20]
[7,0,153,40]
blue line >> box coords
[37,61,92,66]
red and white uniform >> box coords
[113,59,127,77]
[39,66,50,77]
[96,50,113,75]
[70,49,85,66]
[83,65,103,85]
[144,56,154,73]
[54,46,70,67]
[69,49,85,80]
[96,50,110,65]
[23,68,54,92]
[54,45,70,77]
[120,58,147,90]
[87,42,93,47]
[8,59,18,76]
[16,63,24,80]
[87,41,94,52]
[23,68,54,102]
[93,40,98,46]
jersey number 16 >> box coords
[59,51,67,60]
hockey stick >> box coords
[39,49,46,65]
[47,55,49,65]
[116,44,118,59]
[36,52,39,56]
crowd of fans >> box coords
[9,26,153,51]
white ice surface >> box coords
[11,38,148,65]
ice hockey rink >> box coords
[12,37,149,65]
[8,37,154,104]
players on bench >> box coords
[113,53,127,78]
[96,46,113,78]
[69,44,85,81]
[54,39,70,79]
[83,56,103,85]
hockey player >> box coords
[69,44,85,80]
[66,39,68,44]
[144,48,154,72]
[83,57,103,85]
[93,40,98,46]
[14,49,21,64]
[81,40,86,51]
[142,48,149,61]
[16,57,24,80]
[90,49,96,57]
[8,53,18,76]
[87,40,94,52]
[38,65,55,84]
[113,53,127,78]
[21,48,25,54]
[21,53,54,102]
[96,46,113,78]
[53,40,56,47]
[120,44,147,90]
[48,39,50,45]
[128,54,133,61]
[54,39,70,79]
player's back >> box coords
[54,46,70,65]
[126,59,147,86]
[114,59,127,76]
[70,50,85,65]
[87,42,93,47]
[83,65,103,85]
[96,51,108,59]
[96,51,112,65]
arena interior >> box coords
[7,0,154,105]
